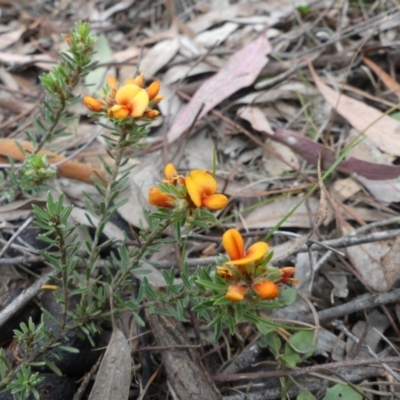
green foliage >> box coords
[1,21,97,201]
[13,317,46,353]
[323,384,363,400]
[297,389,317,400]
[5,366,43,400]
[0,154,56,202]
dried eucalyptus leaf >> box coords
[88,327,131,400]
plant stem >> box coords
[53,221,69,329]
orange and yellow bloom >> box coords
[277,267,299,284]
[186,170,228,210]
[226,285,246,302]
[108,84,149,119]
[83,96,105,112]
[253,280,279,300]
[222,229,268,267]
[148,164,228,212]
[83,73,163,121]
[148,187,175,208]
[216,229,298,303]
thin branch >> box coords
[214,356,400,382]
[332,320,400,382]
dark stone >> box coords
[36,291,100,376]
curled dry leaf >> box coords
[272,129,400,180]
[88,327,131,400]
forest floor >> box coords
[1,0,400,399]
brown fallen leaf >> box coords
[0,26,25,51]
[340,220,391,292]
[356,175,400,205]
[0,99,35,114]
[380,236,400,289]
[272,129,400,180]
[271,164,328,263]
[309,63,400,156]
[0,139,106,185]
[139,38,180,78]
[242,196,332,230]
[166,33,271,143]
[87,327,131,400]
[237,106,273,135]
[363,57,400,100]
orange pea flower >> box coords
[126,73,144,88]
[148,187,175,208]
[185,170,228,210]
[162,163,185,185]
[83,96,105,112]
[277,267,299,284]
[226,285,246,302]
[107,75,118,97]
[144,110,159,119]
[164,163,177,180]
[108,84,149,119]
[222,229,268,267]
[146,80,160,100]
[253,280,279,300]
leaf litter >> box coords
[1,0,400,399]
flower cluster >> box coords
[217,229,298,302]
[148,163,228,211]
[83,74,163,120]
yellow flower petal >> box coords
[225,285,246,302]
[222,229,244,261]
[226,242,268,266]
[202,194,228,210]
[253,281,279,300]
[109,104,130,119]
[128,88,149,118]
[148,187,174,208]
[186,170,217,207]
[164,163,177,180]
[115,84,142,106]
[246,242,269,261]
